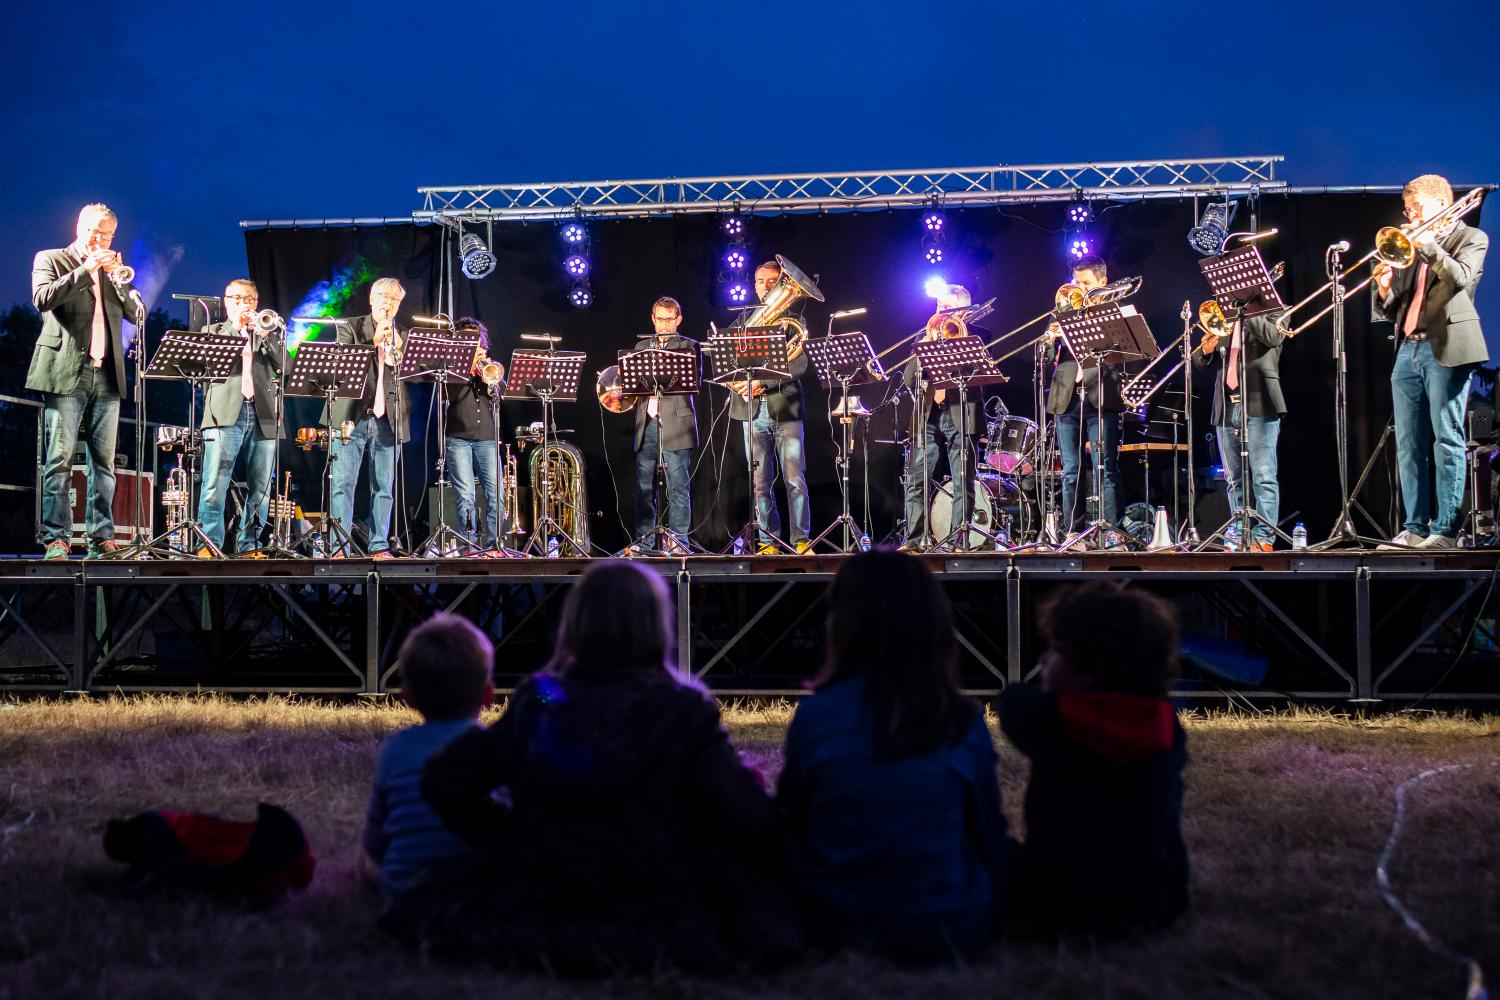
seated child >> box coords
[999,581,1188,934]
[363,612,494,927]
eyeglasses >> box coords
[225,294,258,303]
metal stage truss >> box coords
[1,551,1496,703]
[410,157,1286,222]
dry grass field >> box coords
[0,696,1497,1000]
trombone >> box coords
[988,276,1143,369]
[1275,185,1486,337]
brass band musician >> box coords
[442,316,506,552]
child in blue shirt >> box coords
[363,612,494,929]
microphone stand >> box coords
[109,295,151,559]
[1179,301,1200,547]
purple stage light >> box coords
[569,284,593,308]
[924,275,949,299]
[1069,237,1092,259]
[1068,202,1093,226]
[564,254,589,277]
[727,282,750,304]
[722,215,744,236]
[724,249,747,271]
[924,245,944,264]
[561,222,587,244]
[922,209,945,232]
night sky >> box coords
[3,0,1498,338]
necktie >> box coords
[933,384,946,406]
[1404,261,1430,336]
[240,326,255,400]
[89,269,107,361]
[1225,320,1242,391]
[373,323,388,419]
[647,396,659,419]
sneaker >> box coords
[43,540,70,560]
[1377,529,1426,551]
[371,550,396,561]
[195,547,215,559]
[1415,533,1457,550]
[236,549,268,560]
[755,543,778,556]
[794,540,813,555]
[85,539,123,559]
[1250,541,1275,553]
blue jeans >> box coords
[1056,408,1120,531]
[635,417,693,541]
[329,414,397,554]
[904,407,972,544]
[197,401,277,552]
[39,366,119,544]
[446,437,502,548]
[742,405,810,545]
[1216,406,1281,544]
[1391,339,1476,538]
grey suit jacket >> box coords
[630,335,700,453]
[1374,221,1488,367]
[319,315,411,443]
[28,246,137,398]
[1191,312,1287,423]
[200,320,286,438]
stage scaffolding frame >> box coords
[409,156,1286,222]
[0,553,1496,702]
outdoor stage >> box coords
[1,549,1497,703]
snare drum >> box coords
[930,474,1021,549]
[983,415,1037,475]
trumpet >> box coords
[473,346,505,395]
[375,321,403,366]
[254,309,285,335]
[107,263,135,289]
[1276,185,1486,337]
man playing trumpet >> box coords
[197,279,284,556]
[1374,174,1489,549]
[29,203,141,559]
[443,316,505,552]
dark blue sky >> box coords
[3,0,1497,320]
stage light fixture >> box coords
[925,244,944,265]
[1069,236,1092,259]
[1188,199,1238,256]
[1067,198,1093,227]
[569,283,593,308]
[922,208,945,232]
[724,248,748,271]
[722,213,745,237]
[564,254,589,277]
[459,232,496,280]
[924,275,949,299]
[561,221,587,244]
[727,282,750,304]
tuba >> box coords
[740,254,825,362]
[529,439,589,555]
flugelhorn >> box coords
[1276,185,1485,337]
[107,262,135,289]
[254,308,285,334]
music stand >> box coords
[804,333,882,552]
[1193,246,1299,552]
[285,340,374,556]
[502,349,588,557]
[1055,306,1157,550]
[705,331,795,554]
[399,330,484,557]
[620,345,700,555]
[913,336,1009,552]
[133,331,246,558]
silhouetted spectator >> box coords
[999,581,1188,934]
[421,560,799,974]
[778,549,1015,962]
[363,612,493,933]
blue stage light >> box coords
[1069,236,1092,259]
[561,222,587,244]
[1068,200,1093,226]
[722,214,744,237]
[563,254,589,277]
[724,249,747,271]
[568,284,593,308]
[922,209,945,232]
[924,275,949,299]
[727,282,750,304]
[925,244,944,264]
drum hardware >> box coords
[929,474,1025,552]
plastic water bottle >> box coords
[1224,523,1241,552]
[546,535,560,559]
[732,535,746,556]
[858,532,871,553]
[1292,523,1308,550]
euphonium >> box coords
[529,439,588,554]
[740,254,825,363]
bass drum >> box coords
[930,474,1022,549]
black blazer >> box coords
[28,246,137,399]
[724,313,811,422]
[1191,312,1287,424]
[630,335,700,453]
[200,320,286,438]
[319,315,411,443]
[1373,221,1488,367]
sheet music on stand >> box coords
[1056,304,1159,368]
[620,346,699,397]
[284,341,374,398]
[912,335,1008,391]
[1199,244,1284,317]
[803,333,883,389]
[144,330,245,382]
[399,330,481,384]
[501,349,587,402]
[703,329,791,384]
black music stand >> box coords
[804,333,881,552]
[285,341,374,557]
[1055,305,1158,550]
[705,331,795,554]
[914,336,1009,552]
[399,330,484,557]
[131,331,246,558]
[503,349,587,557]
[620,344,700,556]
[1192,245,1297,552]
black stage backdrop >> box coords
[245,193,1488,554]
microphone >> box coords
[831,307,867,319]
[1331,240,1351,253]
